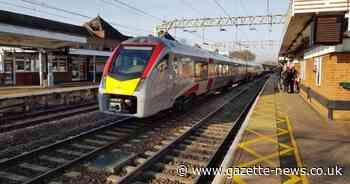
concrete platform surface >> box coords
[214,75,350,184]
[0,83,98,100]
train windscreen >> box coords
[110,46,153,80]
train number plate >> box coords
[109,102,122,112]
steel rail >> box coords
[0,105,98,133]
[0,117,130,169]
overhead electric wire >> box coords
[179,0,203,16]
[21,0,90,19]
[238,0,280,58]
[99,0,147,18]
[0,1,70,20]
[209,0,249,50]
[239,0,249,16]
[110,0,163,21]
[20,0,152,35]
[212,0,231,17]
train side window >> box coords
[195,61,208,81]
[223,65,229,76]
[218,64,223,77]
[174,55,194,79]
[157,54,169,73]
[215,64,220,77]
[172,56,179,77]
[208,62,215,78]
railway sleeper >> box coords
[193,130,225,138]
[164,156,207,168]
[175,145,215,155]
[144,171,192,184]
[187,137,220,145]
[196,127,227,135]
[178,143,217,152]
[183,140,219,149]
[171,150,211,161]
[113,127,135,133]
[189,133,224,141]
[95,134,119,141]
[104,130,128,137]
[201,124,232,131]
[206,122,233,128]
[153,163,197,177]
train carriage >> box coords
[98,36,263,118]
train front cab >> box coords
[98,41,167,118]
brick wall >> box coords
[301,53,350,101]
[294,63,300,74]
[300,52,350,121]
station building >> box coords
[0,10,129,86]
[280,0,350,121]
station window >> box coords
[314,57,322,86]
[50,56,68,72]
[16,58,31,72]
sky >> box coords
[0,0,289,63]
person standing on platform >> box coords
[288,67,297,93]
[282,67,289,93]
[294,67,300,93]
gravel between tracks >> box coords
[0,111,120,160]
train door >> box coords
[194,59,208,95]
[149,54,173,111]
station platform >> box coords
[0,83,99,115]
[214,75,350,184]
[0,82,98,99]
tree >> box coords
[228,50,256,61]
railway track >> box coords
[114,78,267,184]
[0,103,99,133]
[0,78,265,184]
[0,116,140,184]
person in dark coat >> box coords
[281,67,289,92]
[288,67,297,93]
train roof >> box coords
[125,36,262,67]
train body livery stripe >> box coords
[141,43,165,79]
[184,84,199,97]
[103,47,119,76]
[208,78,214,90]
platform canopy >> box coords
[279,0,350,57]
[0,10,89,49]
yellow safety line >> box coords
[277,127,289,135]
[239,131,289,149]
[233,175,248,184]
[283,175,301,184]
[227,79,309,184]
[233,117,308,184]
[243,128,292,149]
[239,147,293,168]
[238,146,279,167]
[285,116,310,184]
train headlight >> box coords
[124,99,132,104]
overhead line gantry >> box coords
[156,14,286,33]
